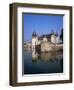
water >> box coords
[23,49,63,75]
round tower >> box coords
[55,33,59,44]
[32,31,38,50]
[50,31,56,43]
[43,36,47,42]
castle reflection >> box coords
[32,49,63,64]
[24,49,63,74]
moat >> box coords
[23,49,63,74]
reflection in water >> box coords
[24,49,63,74]
[32,49,63,62]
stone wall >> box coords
[41,42,63,52]
[41,42,52,52]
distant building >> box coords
[24,42,32,51]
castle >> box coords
[32,31,62,52]
[24,31,63,52]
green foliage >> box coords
[60,28,63,43]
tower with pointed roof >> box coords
[50,31,56,43]
[50,30,59,44]
[32,31,38,50]
[55,32,59,43]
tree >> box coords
[60,28,63,43]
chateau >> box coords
[32,31,63,52]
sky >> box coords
[23,13,63,43]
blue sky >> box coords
[23,13,63,43]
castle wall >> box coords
[41,42,52,52]
[51,35,56,43]
[41,42,63,52]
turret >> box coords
[32,31,37,37]
[55,33,59,44]
[32,31,38,50]
[50,30,56,43]
[43,35,47,42]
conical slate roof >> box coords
[32,31,37,37]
